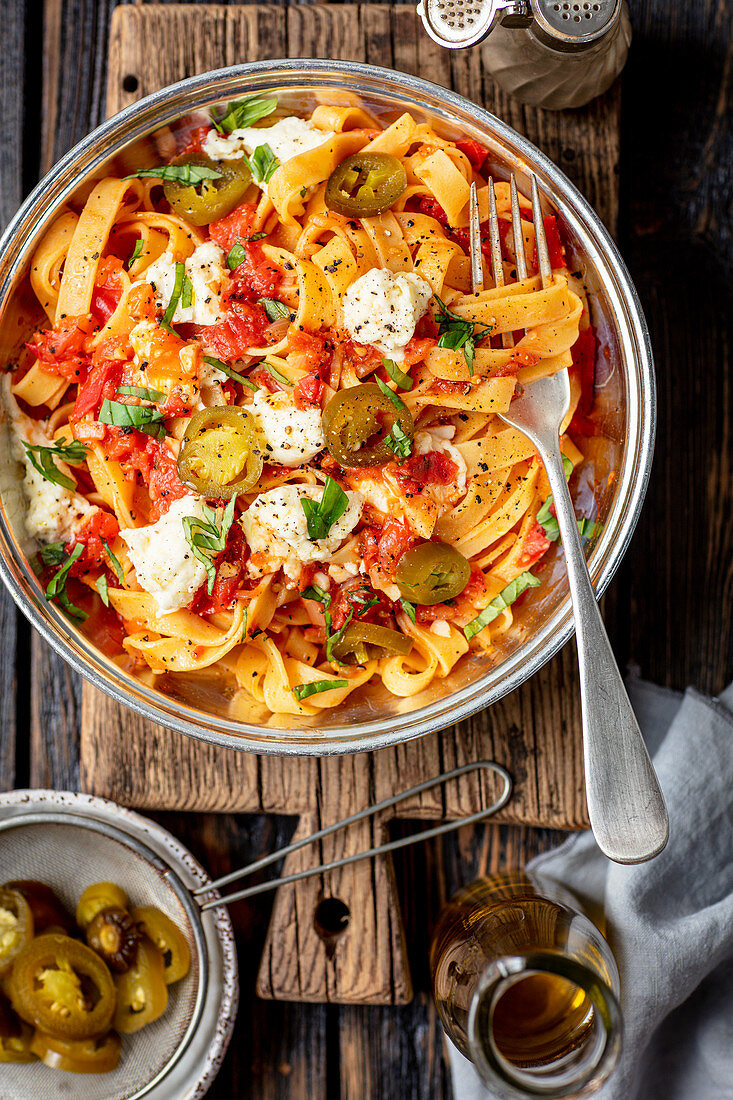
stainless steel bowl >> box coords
[0,60,654,755]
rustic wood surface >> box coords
[0,0,729,1094]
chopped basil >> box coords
[96,574,110,607]
[578,518,601,539]
[117,384,166,402]
[182,498,236,595]
[300,477,349,541]
[263,361,293,387]
[227,243,247,271]
[127,239,144,268]
[399,598,417,623]
[45,543,87,621]
[241,607,249,641]
[99,399,166,439]
[161,261,186,330]
[124,164,223,185]
[259,298,292,322]
[464,572,541,642]
[202,354,259,392]
[562,454,574,479]
[384,420,412,461]
[292,678,348,701]
[433,294,492,377]
[302,584,332,610]
[38,542,66,569]
[211,95,278,135]
[249,143,279,184]
[325,609,353,666]
[22,437,87,491]
[537,456,575,541]
[383,358,413,391]
[247,231,268,242]
[181,272,194,310]
[353,594,380,615]
[103,540,124,584]
[375,377,407,411]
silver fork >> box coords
[469,178,669,864]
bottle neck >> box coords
[467,952,622,1099]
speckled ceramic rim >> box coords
[0,59,655,755]
[0,789,239,1099]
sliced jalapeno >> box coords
[0,994,36,1063]
[130,906,191,985]
[331,621,413,665]
[395,542,471,605]
[178,406,263,498]
[113,936,168,1035]
[76,883,129,931]
[30,1030,121,1074]
[325,153,407,218]
[0,888,33,976]
[86,906,141,974]
[322,383,413,468]
[163,154,252,226]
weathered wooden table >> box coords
[1,1,731,1096]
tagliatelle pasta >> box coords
[2,94,603,718]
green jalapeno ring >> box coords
[325,153,407,218]
[177,406,263,498]
[395,542,471,606]
[331,621,413,665]
[163,154,253,226]
[322,383,414,468]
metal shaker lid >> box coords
[532,0,622,48]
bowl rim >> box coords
[0,58,655,755]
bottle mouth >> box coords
[467,952,622,1099]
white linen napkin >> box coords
[447,677,733,1100]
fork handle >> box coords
[542,439,669,863]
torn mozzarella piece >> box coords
[142,241,228,326]
[121,495,208,615]
[342,269,432,361]
[241,484,363,581]
[202,116,335,178]
[251,389,324,467]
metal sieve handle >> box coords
[194,761,512,912]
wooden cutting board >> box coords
[80,2,621,1004]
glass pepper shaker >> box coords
[430,871,622,1098]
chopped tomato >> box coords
[451,218,512,261]
[208,203,260,254]
[415,196,450,227]
[143,442,189,521]
[90,258,124,325]
[127,283,157,322]
[533,215,565,270]
[396,451,458,495]
[72,358,124,419]
[294,372,325,409]
[517,520,551,569]
[191,522,249,614]
[329,579,393,631]
[429,378,472,396]
[568,325,597,436]
[507,349,541,369]
[28,316,92,382]
[455,139,489,173]
[415,563,487,622]
[177,123,211,158]
[68,509,120,572]
[227,242,282,302]
[402,336,437,366]
[361,518,415,580]
[82,598,126,658]
[289,329,334,374]
[191,306,270,362]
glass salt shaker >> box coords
[417,0,632,109]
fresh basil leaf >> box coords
[464,572,540,642]
[263,361,293,387]
[562,454,574,479]
[249,143,279,184]
[127,239,144,268]
[45,542,87,621]
[302,584,331,610]
[212,95,278,135]
[399,598,417,623]
[383,358,413,391]
[103,540,125,584]
[247,231,268,242]
[181,272,194,310]
[162,261,186,330]
[259,298,291,322]
[99,399,166,439]
[96,574,110,607]
[117,384,166,402]
[325,610,353,665]
[182,497,236,595]
[241,606,248,641]
[227,243,247,271]
[38,542,67,568]
[124,164,223,185]
[384,420,412,461]
[375,377,407,411]
[433,294,491,377]
[22,437,87,491]
[536,497,560,542]
[292,678,348,701]
[300,477,349,541]
[202,354,258,392]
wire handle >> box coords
[194,761,512,912]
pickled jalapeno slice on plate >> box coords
[396,542,471,605]
[163,154,252,225]
[325,153,407,218]
[322,383,414,468]
[177,406,263,498]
